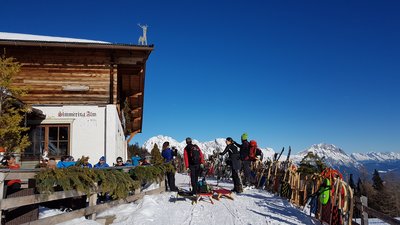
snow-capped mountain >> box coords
[294,143,363,178]
[143,135,275,159]
[350,152,400,175]
[296,143,362,168]
[293,143,400,178]
[351,152,400,162]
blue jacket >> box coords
[81,163,93,168]
[162,148,174,163]
[57,161,76,168]
[94,162,110,168]
[131,156,141,166]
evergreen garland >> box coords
[129,163,175,184]
[35,163,175,199]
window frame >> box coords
[23,124,71,161]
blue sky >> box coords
[1,1,399,153]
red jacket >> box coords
[183,144,205,168]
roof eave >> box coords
[0,39,154,51]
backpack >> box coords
[188,145,201,165]
[249,140,257,161]
[197,178,211,193]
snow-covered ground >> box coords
[50,173,318,225]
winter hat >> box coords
[99,156,106,161]
[241,133,248,141]
[186,137,192,144]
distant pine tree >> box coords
[356,178,362,196]
[372,169,384,191]
[297,152,326,175]
[150,144,163,165]
[349,174,356,189]
[128,142,149,159]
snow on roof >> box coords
[0,32,110,44]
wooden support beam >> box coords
[1,172,37,180]
[129,92,143,98]
[0,190,87,210]
[132,107,142,114]
[0,173,5,220]
[126,130,140,143]
[114,57,143,65]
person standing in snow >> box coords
[183,137,205,194]
[235,133,252,186]
[220,137,243,193]
[162,141,178,191]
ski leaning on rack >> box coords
[280,146,292,199]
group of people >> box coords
[42,154,147,169]
[176,133,263,195]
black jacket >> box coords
[235,140,250,161]
[220,143,240,158]
[220,143,241,170]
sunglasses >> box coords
[117,161,123,163]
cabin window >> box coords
[25,124,70,160]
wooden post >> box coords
[303,177,308,205]
[134,187,141,195]
[360,196,368,225]
[160,176,165,191]
[88,184,98,220]
[348,185,354,225]
[0,172,5,222]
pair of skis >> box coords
[259,146,292,190]
[273,146,291,162]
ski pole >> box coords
[188,169,192,192]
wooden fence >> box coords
[0,167,165,225]
[260,160,400,225]
[351,196,400,225]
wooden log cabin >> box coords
[0,32,153,167]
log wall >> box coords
[15,64,111,105]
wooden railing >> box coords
[0,167,165,225]
[352,196,400,225]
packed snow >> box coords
[55,173,318,225]
[0,32,109,43]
